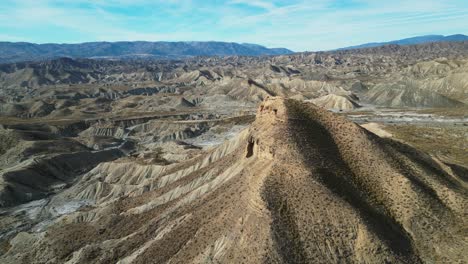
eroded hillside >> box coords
[1,98,466,263]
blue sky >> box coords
[0,0,467,51]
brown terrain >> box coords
[0,42,467,263]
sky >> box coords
[0,0,467,51]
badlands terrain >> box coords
[0,41,467,263]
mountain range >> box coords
[338,34,468,50]
[1,34,468,63]
[0,41,293,63]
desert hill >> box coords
[1,97,465,263]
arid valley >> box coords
[0,39,467,263]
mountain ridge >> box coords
[0,41,294,63]
[2,34,468,63]
[338,34,468,50]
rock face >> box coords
[1,98,465,263]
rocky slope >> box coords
[1,98,465,263]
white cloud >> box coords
[0,0,467,51]
[229,0,276,10]
[0,34,27,42]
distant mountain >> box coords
[0,41,294,63]
[338,34,468,50]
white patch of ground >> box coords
[360,123,393,138]
[348,111,468,124]
[184,125,248,148]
